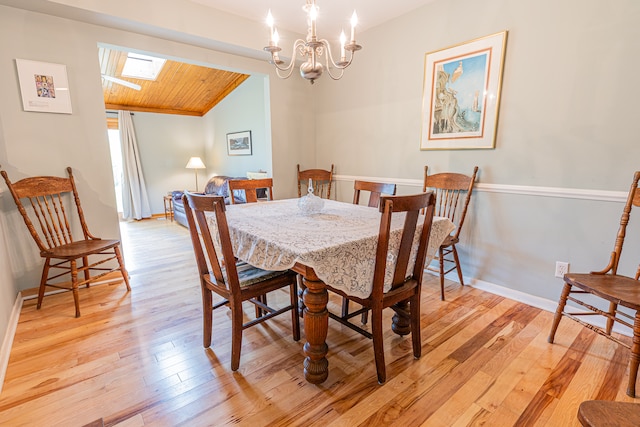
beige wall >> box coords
[0,3,313,336]
[203,75,273,182]
[314,0,640,302]
[1,0,640,357]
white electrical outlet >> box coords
[555,261,569,278]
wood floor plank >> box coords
[546,334,618,426]
[0,218,636,426]
[474,312,554,414]
[597,341,631,401]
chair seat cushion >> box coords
[565,273,640,311]
[206,261,291,288]
[235,261,290,287]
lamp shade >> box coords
[185,157,205,169]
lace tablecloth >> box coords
[210,198,455,299]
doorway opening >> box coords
[98,44,272,220]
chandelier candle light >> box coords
[264,0,362,84]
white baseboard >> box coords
[428,270,632,337]
[466,277,560,313]
[0,292,23,395]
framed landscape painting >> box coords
[226,131,252,156]
[420,31,507,150]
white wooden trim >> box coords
[334,174,627,203]
[468,277,632,336]
[0,292,23,394]
[425,269,632,337]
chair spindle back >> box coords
[423,166,478,239]
[1,167,92,253]
[603,170,640,277]
[297,164,334,199]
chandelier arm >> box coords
[275,66,296,79]
[270,39,307,75]
[263,2,362,83]
[325,67,345,81]
[320,47,345,80]
[318,39,354,70]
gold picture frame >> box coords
[420,31,507,150]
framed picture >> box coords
[15,59,73,114]
[420,31,507,150]
[226,131,252,156]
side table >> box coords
[163,195,174,221]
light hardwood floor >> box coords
[0,218,636,426]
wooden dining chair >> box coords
[577,400,640,426]
[548,171,640,398]
[352,180,397,208]
[182,192,300,371]
[326,191,436,383]
[227,177,273,204]
[341,180,398,324]
[227,177,274,314]
[1,166,130,317]
[297,164,334,199]
[423,165,478,300]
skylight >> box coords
[121,53,166,81]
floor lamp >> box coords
[185,157,206,191]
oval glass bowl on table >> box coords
[298,178,324,215]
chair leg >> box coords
[37,259,51,309]
[341,298,349,318]
[70,259,81,318]
[230,299,244,371]
[114,245,131,291]
[628,311,640,398]
[297,275,306,318]
[290,282,300,341]
[342,297,369,324]
[410,295,422,359]
[361,307,369,325]
[439,247,446,301]
[202,286,213,348]
[82,256,91,287]
[255,294,265,318]
[451,244,465,286]
[606,301,618,335]
[371,306,386,384]
[548,282,571,343]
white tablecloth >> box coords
[209,198,455,299]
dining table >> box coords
[211,197,455,384]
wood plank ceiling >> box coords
[98,47,249,116]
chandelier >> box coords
[263,0,362,84]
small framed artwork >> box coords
[226,131,252,156]
[15,59,73,114]
[420,31,507,150]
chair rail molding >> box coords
[334,175,627,203]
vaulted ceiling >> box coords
[98,47,249,116]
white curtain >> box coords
[119,110,151,220]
